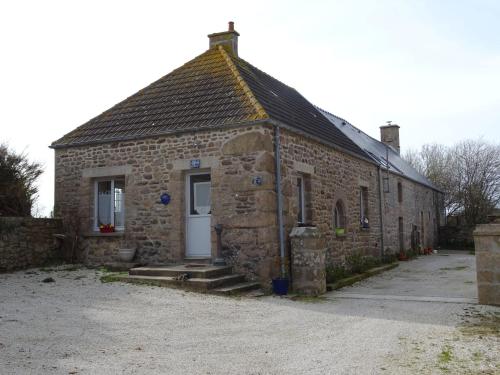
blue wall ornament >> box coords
[160,193,171,205]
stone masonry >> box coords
[473,222,500,306]
[0,217,62,272]
[55,121,440,283]
[290,226,326,295]
[279,128,439,267]
[54,124,280,283]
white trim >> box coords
[93,177,125,232]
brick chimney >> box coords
[208,21,239,56]
[380,122,400,154]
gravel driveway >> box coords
[1,252,498,374]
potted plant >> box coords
[99,224,115,233]
[118,245,136,262]
[397,250,408,261]
[335,227,345,236]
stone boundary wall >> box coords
[0,217,63,272]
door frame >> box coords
[184,170,212,258]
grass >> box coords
[100,272,127,283]
[40,264,82,272]
[438,346,453,364]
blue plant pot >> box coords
[272,278,289,295]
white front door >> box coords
[186,173,212,257]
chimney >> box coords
[380,121,400,154]
[208,21,239,56]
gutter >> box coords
[274,125,286,278]
[377,166,385,258]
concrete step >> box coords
[212,281,261,296]
[123,273,245,292]
[129,264,232,279]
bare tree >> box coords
[404,139,500,226]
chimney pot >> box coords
[228,21,234,32]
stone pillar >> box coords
[473,223,500,306]
[290,226,326,296]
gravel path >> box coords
[0,253,498,374]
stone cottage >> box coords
[51,22,443,284]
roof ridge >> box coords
[316,105,387,147]
[217,46,268,120]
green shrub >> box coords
[326,265,348,283]
[382,253,397,264]
[345,252,365,274]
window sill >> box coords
[335,233,347,239]
[83,232,125,238]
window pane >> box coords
[190,174,211,215]
[114,180,125,228]
[297,177,303,223]
[97,181,111,226]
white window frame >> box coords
[93,177,125,231]
[297,175,305,224]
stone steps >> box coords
[212,281,261,296]
[129,264,232,279]
[123,274,244,292]
[124,264,259,295]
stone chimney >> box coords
[208,21,239,56]
[380,122,400,154]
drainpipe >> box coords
[377,166,385,259]
[274,125,286,278]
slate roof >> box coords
[50,46,368,160]
[51,48,263,147]
[318,109,439,190]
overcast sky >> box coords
[1,0,499,217]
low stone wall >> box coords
[473,223,500,306]
[0,217,63,272]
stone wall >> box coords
[54,121,441,282]
[279,128,440,266]
[54,124,279,283]
[0,217,62,272]
[381,173,440,253]
[279,129,382,265]
[473,223,500,306]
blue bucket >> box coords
[272,278,289,295]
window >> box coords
[397,182,403,203]
[297,176,305,224]
[94,178,125,231]
[334,200,346,229]
[360,187,369,228]
[189,174,211,215]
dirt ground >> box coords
[0,252,499,374]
